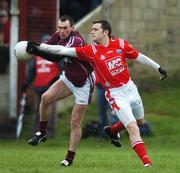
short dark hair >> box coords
[93,20,112,37]
[59,15,74,26]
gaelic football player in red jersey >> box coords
[27,15,94,167]
[27,20,167,167]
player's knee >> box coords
[126,121,140,137]
[137,118,144,126]
[41,93,52,106]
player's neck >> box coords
[99,37,110,47]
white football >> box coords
[14,41,32,61]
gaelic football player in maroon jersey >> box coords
[27,15,94,167]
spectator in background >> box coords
[1,10,10,45]
[0,0,9,10]
[0,20,3,45]
[22,35,61,137]
[0,0,10,45]
[0,0,10,73]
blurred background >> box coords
[0,0,179,139]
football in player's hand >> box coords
[14,41,32,61]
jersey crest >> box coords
[116,49,122,54]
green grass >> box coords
[0,82,180,173]
[1,138,180,173]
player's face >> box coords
[91,23,106,44]
[58,20,73,39]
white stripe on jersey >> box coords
[65,37,72,47]
[73,36,84,46]
[119,39,124,49]
[66,37,74,47]
[66,36,84,47]
[91,45,97,54]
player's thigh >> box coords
[44,79,72,102]
[131,99,144,121]
[130,85,144,121]
[71,104,88,126]
[116,105,136,127]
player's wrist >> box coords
[26,41,40,54]
[158,66,167,80]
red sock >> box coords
[111,121,125,135]
[39,121,48,135]
[131,140,152,166]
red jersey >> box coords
[3,19,10,44]
[76,38,139,89]
[34,56,60,87]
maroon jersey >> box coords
[45,31,93,87]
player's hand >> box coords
[26,41,40,54]
[158,67,167,81]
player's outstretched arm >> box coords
[40,43,78,58]
[26,41,65,62]
[136,53,167,80]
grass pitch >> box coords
[0,82,180,173]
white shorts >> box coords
[60,72,95,105]
[105,80,144,127]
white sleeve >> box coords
[39,43,78,57]
[136,53,160,70]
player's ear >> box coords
[103,30,109,36]
[71,25,75,31]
